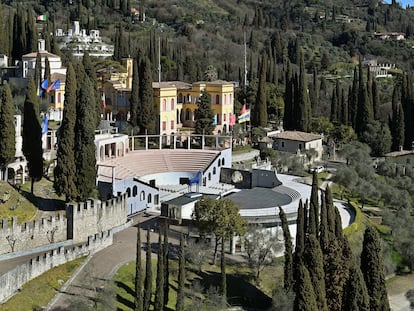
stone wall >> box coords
[0,213,67,255]
[66,194,127,243]
[0,230,113,303]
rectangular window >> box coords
[162,121,166,131]
[299,143,303,150]
[170,120,174,130]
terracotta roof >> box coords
[51,72,66,83]
[268,131,322,142]
[385,150,414,157]
[22,51,61,58]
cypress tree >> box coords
[0,84,16,168]
[319,191,328,252]
[74,64,97,201]
[356,60,372,136]
[293,199,305,286]
[303,235,328,311]
[324,185,336,241]
[341,88,349,126]
[293,263,318,311]
[349,67,358,129]
[134,227,143,311]
[372,78,380,120]
[176,233,186,311]
[0,2,6,55]
[253,55,267,127]
[360,226,390,311]
[35,54,42,89]
[283,59,294,130]
[154,233,164,311]
[143,229,152,311]
[26,8,37,53]
[298,47,311,131]
[308,171,319,237]
[279,206,293,291]
[163,222,169,307]
[23,76,43,194]
[54,64,77,201]
[330,84,338,122]
[342,262,370,311]
[44,57,51,85]
[83,51,101,127]
[130,58,140,127]
[139,57,156,134]
[324,238,345,310]
[194,89,215,135]
[390,87,405,151]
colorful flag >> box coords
[46,79,60,92]
[240,103,247,115]
[238,109,250,123]
[41,79,48,90]
[229,114,236,126]
[36,15,47,22]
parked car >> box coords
[309,165,325,173]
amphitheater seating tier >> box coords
[97,149,221,182]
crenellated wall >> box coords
[66,194,127,243]
[0,230,113,303]
[0,213,67,255]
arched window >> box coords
[170,98,175,110]
[213,167,216,175]
[224,94,227,104]
[178,93,183,102]
[222,158,225,166]
[133,186,138,197]
[140,191,145,201]
[148,193,152,203]
[186,108,191,120]
[215,95,220,105]
[218,159,221,167]
[126,188,131,197]
[208,172,211,181]
[162,99,167,111]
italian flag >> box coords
[36,15,46,21]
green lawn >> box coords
[0,181,37,223]
[0,257,85,311]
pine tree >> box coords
[0,84,16,167]
[74,64,97,201]
[139,57,156,134]
[143,229,152,311]
[134,227,143,311]
[163,222,169,307]
[130,58,140,127]
[279,206,293,291]
[22,76,43,194]
[54,64,77,201]
[154,233,164,311]
[303,235,328,311]
[342,262,370,311]
[360,226,390,311]
[194,89,215,135]
[176,233,186,311]
[293,263,318,311]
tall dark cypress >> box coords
[360,226,390,311]
[303,235,328,311]
[283,59,294,130]
[0,84,16,167]
[154,233,164,311]
[319,191,328,252]
[372,78,380,120]
[44,57,51,84]
[83,51,101,127]
[308,171,319,237]
[349,67,358,128]
[143,229,152,311]
[293,199,305,286]
[74,64,97,201]
[293,263,318,311]
[253,55,268,127]
[279,206,293,291]
[54,64,77,202]
[356,60,372,136]
[342,261,370,311]
[194,90,215,135]
[130,58,140,127]
[139,57,156,134]
[134,227,143,311]
[0,2,6,55]
[35,54,42,89]
[298,47,311,131]
[22,76,43,194]
[221,237,227,305]
[176,233,186,311]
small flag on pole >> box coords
[41,79,48,90]
[46,79,60,93]
[238,108,250,123]
[36,15,47,22]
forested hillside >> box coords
[1,0,414,152]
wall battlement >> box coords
[0,212,67,255]
[0,230,113,303]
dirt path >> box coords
[387,274,414,311]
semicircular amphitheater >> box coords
[96,133,351,230]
